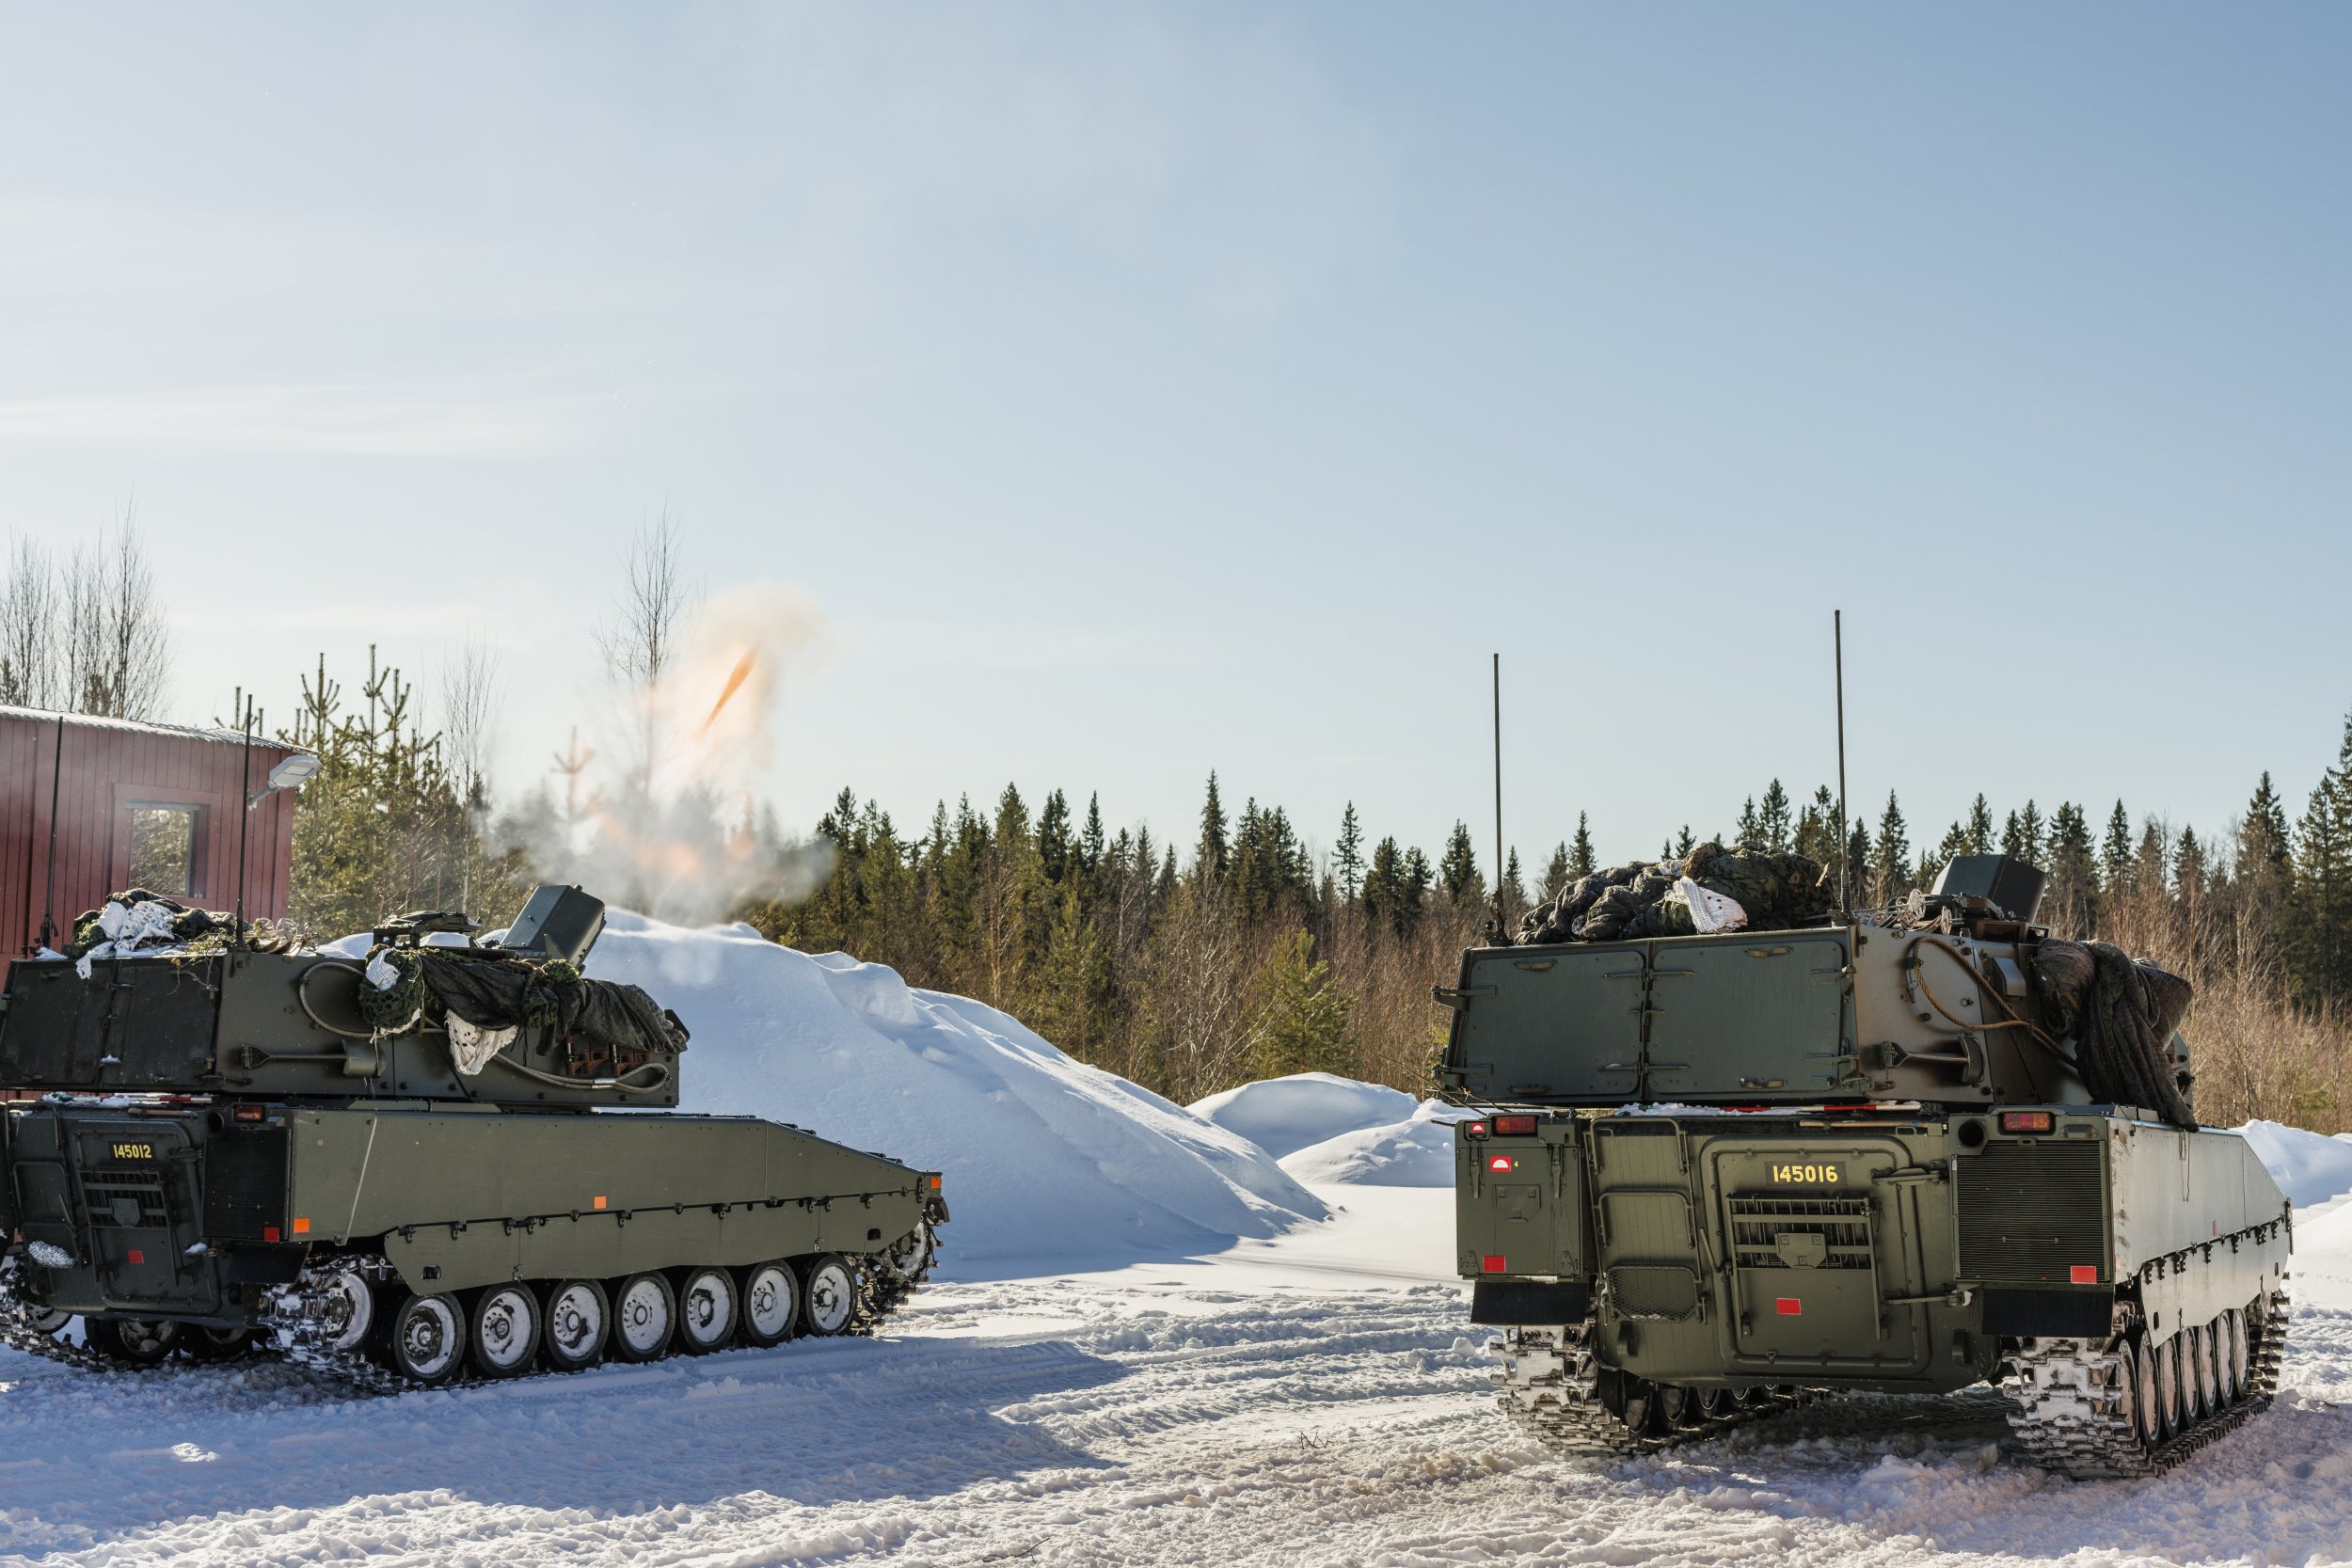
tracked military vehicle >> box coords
[0,885,946,1386]
[1439,853,2290,1479]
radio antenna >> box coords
[1492,652,1505,926]
[233,696,255,949]
[1834,610,1850,914]
[38,713,62,951]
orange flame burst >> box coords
[697,650,758,736]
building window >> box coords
[128,805,201,898]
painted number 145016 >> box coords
[1770,1162,1840,1185]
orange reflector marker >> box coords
[1776,1297,1802,1316]
[1482,1255,1506,1274]
[1487,1155,1514,1172]
[1998,1111,2056,1134]
[930,1175,942,1190]
[2070,1264,2099,1284]
[292,1217,310,1235]
[594,1196,608,1210]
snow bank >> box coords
[1280,1099,1475,1187]
[2240,1118,2352,1209]
[1189,1072,1421,1159]
[571,912,1325,1267]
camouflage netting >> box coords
[1515,843,1834,945]
[359,944,689,1061]
[2029,940,2198,1127]
[65,890,300,960]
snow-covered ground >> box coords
[9,919,2352,1566]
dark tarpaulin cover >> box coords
[1515,843,1833,945]
[2029,939,2197,1128]
[417,950,689,1058]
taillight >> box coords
[232,1104,264,1123]
[1466,1121,1489,1138]
[1491,1115,1537,1136]
[1998,1111,2056,1134]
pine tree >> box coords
[1247,929,1354,1080]
[1197,772,1229,881]
[1569,812,1596,878]
[1541,842,1572,902]
[1334,802,1364,903]
[1871,791,1911,906]
[1758,779,1792,852]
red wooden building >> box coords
[0,706,309,982]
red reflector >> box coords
[1487,1155,1514,1172]
[126,1249,144,1265]
[1482,1255,1506,1274]
[262,1226,280,1243]
[1999,1111,2056,1134]
[1492,1115,1538,1136]
[2070,1265,2099,1284]
[1776,1297,1802,1316]
[233,1104,264,1123]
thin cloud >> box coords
[0,383,587,456]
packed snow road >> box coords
[6,1187,2352,1567]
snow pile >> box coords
[1190,1072,1421,1159]
[1280,1099,1476,1187]
[571,912,1325,1266]
[2241,1118,2352,1209]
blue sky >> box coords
[2,6,2346,873]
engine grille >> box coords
[1958,1139,2106,1283]
[82,1170,167,1228]
[1727,1196,1874,1270]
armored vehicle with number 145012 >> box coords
[0,884,946,1386]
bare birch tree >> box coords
[595,506,695,803]
[3,517,168,719]
[0,537,57,708]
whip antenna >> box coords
[38,713,62,951]
[1835,610,1850,914]
[1492,653,1504,929]
[233,696,254,949]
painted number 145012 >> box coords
[1770,1162,1840,1185]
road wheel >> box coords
[315,1264,378,1354]
[541,1279,609,1371]
[612,1273,676,1362]
[179,1325,256,1362]
[469,1284,542,1378]
[87,1317,178,1366]
[675,1267,739,1354]
[2153,1334,2181,1440]
[738,1260,798,1348]
[798,1254,859,1337]
[2183,1324,2211,1421]
[384,1292,468,1384]
[2128,1335,2162,1448]
[2221,1308,2249,1402]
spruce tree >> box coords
[1541,842,1572,902]
[2292,717,2352,1005]
[1570,813,1596,878]
[2017,800,2045,866]
[1758,779,1792,852]
[1963,794,1995,856]
[2102,801,2135,898]
[1675,825,1696,859]
[1197,772,1229,881]
[1334,802,1364,903]
[2046,802,2097,937]
[1438,821,1483,906]
[1871,791,1911,905]
[1037,788,1073,884]
[1500,848,1527,925]
[1080,793,1106,878]
[1363,837,1403,935]
[2240,772,2293,892]
[1736,796,1761,846]
[1248,929,1354,1080]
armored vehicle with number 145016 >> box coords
[0,884,946,1386]
[1439,852,2289,1478]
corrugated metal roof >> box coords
[0,704,306,753]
